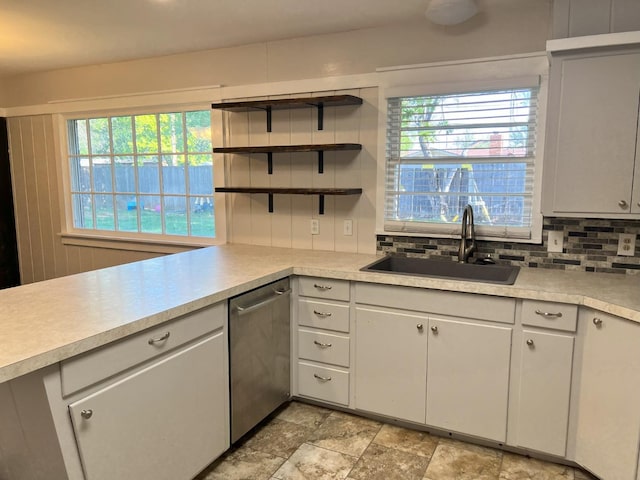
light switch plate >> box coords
[547,230,564,253]
[617,233,636,256]
[310,219,320,235]
[343,219,353,236]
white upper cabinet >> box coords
[542,45,640,217]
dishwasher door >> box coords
[229,278,291,443]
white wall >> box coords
[3,6,553,281]
[1,4,551,109]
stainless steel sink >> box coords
[361,256,520,285]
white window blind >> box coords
[384,85,540,239]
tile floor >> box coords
[196,401,599,480]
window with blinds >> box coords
[385,86,540,239]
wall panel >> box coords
[7,116,166,284]
[223,87,377,254]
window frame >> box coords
[376,56,548,244]
[57,104,226,251]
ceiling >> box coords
[0,0,440,78]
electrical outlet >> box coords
[547,230,564,253]
[310,219,320,235]
[343,219,353,236]
[617,233,636,256]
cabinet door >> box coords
[355,307,427,423]
[516,330,574,457]
[426,317,512,442]
[69,333,228,480]
[546,51,640,214]
[576,311,640,480]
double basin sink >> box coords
[361,256,520,285]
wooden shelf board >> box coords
[216,187,362,195]
[211,95,362,112]
[213,143,362,154]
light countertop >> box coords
[1,244,639,384]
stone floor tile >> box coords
[372,424,439,459]
[574,468,599,480]
[195,445,285,480]
[499,453,574,480]
[307,410,382,457]
[437,437,503,458]
[348,442,430,480]
[423,443,502,480]
[272,443,357,480]
[244,418,315,458]
[276,401,332,429]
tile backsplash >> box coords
[377,217,640,275]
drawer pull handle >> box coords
[313,340,332,348]
[148,332,171,345]
[314,373,332,382]
[619,200,629,209]
[526,339,534,347]
[593,317,603,327]
[313,310,333,318]
[534,309,563,318]
[81,409,93,420]
[431,326,438,334]
[313,284,333,291]
[417,324,424,331]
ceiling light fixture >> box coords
[425,0,478,26]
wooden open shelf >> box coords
[213,143,362,174]
[215,187,363,215]
[211,95,363,132]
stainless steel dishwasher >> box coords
[229,278,291,443]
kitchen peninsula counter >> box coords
[1,243,639,384]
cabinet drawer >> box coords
[298,329,350,367]
[355,283,515,324]
[521,300,577,332]
[61,302,224,396]
[298,277,350,301]
[298,362,349,406]
[298,299,350,332]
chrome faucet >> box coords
[458,204,476,263]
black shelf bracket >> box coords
[266,106,272,133]
[317,103,324,131]
[318,151,324,174]
[267,152,273,175]
[268,193,274,213]
[319,195,325,215]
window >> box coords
[385,84,540,240]
[66,109,219,242]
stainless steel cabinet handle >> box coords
[619,200,629,209]
[81,409,93,419]
[593,317,603,327]
[431,326,438,334]
[313,340,332,348]
[534,309,562,318]
[526,339,534,347]
[417,323,424,331]
[313,310,332,318]
[148,332,170,345]
[236,288,292,314]
[313,373,332,382]
[313,284,332,291]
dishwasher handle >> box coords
[235,288,292,315]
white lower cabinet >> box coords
[69,333,227,480]
[426,317,512,442]
[514,330,574,456]
[575,310,640,480]
[354,307,427,423]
